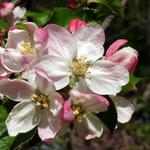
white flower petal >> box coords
[85,60,129,95]
[73,78,92,94]
[112,96,134,123]
[6,29,30,49]
[13,6,26,19]
[6,102,41,136]
[73,23,105,58]
[35,67,55,95]
[0,79,34,101]
[38,109,61,141]
[49,92,63,117]
[44,24,77,62]
[1,49,25,72]
[77,41,104,63]
[24,55,70,90]
[75,113,103,140]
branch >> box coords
[101,0,128,30]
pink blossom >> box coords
[105,39,138,73]
[1,22,49,73]
[61,90,109,139]
[0,2,14,18]
[68,19,87,33]
[24,24,129,96]
[0,67,64,141]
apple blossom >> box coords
[24,23,129,95]
[1,22,49,73]
[0,2,14,18]
[61,90,109,139]
[68,19,87,33]
[0,67,64,141]
[105,39,138,73]
[0,2,26,25]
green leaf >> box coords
[119,75,141,95]
[15,22,26,30]
[87,0,124,17]
[97,96,117,133]
[10,128,36,150]
[0,19,9,29]
[0,136,15,150]
[49,7,78,28]
[27,11,51,27]
[0,106,8,137]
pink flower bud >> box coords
[67,0,78,10]
[106,43,138,73]
[68,19,87,33]
[105,39,128,59]
[0,2,14,18]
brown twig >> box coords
[101,0,128,30]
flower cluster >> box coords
[0,2,26,25]
[0,19,138,141]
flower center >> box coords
[32,93,49,109]
[72,105,85,123]
[72,58,89,76]
[20,42,35,56]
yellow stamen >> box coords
[20,42,36,56]
[32,93,49,109]
[72,105,84,123]
[72,58,89,76]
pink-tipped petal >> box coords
[1,49,26,72]
[38,109,61,142]
[0,2,14,18]
[70,90,109,112]
[34,28,49,46]
[68,19,87,33]
[61,100,75,123]
[107,47,138,73]
[105,39,128,58]
[83,94,109,113]
[44,24,77,60]
[73,23,105,46]
[85,60,129,95]
[0,79,34,101]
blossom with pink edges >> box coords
[0,2,14,18]
[23,23,129,96]
[61,90,109,139]
[105,39,138,73]
[1,22,49,73]
[0,68,64,141]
